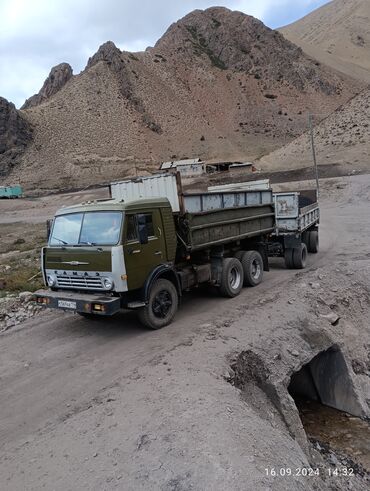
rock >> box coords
[0,97,33,177]
[155,7,337,94]
[320,312,340,325]
[22,63,73,109]
[19,291,33,303]
[288,349,299,357]
[223,367,235,380]
[309,282,321,289]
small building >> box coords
[160,158,204,178]
[0,185,23,198]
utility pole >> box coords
[308,113,320,198]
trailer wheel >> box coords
[302,231,309,247]
[308,230,319,253]
[292,243,308,269]
[138,278,178,329]
[219,258,244,298]
[284,248,294,269]
[241,251,263,287]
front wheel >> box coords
[138,278,178,329]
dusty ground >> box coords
[0,174,369,490]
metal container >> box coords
[110,174,181,212]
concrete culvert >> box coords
[288,345,366,417]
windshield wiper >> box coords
[78,241,96,246]
[52,237,68,245]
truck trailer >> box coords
[34,173,319,329]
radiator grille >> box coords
[56,274,104,290]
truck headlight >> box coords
[103,277,114,290]
[47,274,56,287]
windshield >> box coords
[50,211,123,246]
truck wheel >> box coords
[219,258,244,298]
[234,250,245,261]
[302,231,309,248]
[308,230,319,253]
[292,243,308,269]
[138,279,178,329]
[284,248,294,269]
[241,251,263,287]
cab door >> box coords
[123,209,166,291]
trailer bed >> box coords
[274,190,319,235]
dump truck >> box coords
[34,173,319,329]
[0,185,23,198]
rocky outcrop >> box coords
[0,97,33,177]
[155,7,337,94]
[22,63,73,109]
[86,41,162,133]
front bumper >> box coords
[33,289,121,316]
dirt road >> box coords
[0,175,369,490]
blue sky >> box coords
[0,0,330,107]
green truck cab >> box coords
[34,174,319,329]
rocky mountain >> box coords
[22,63,73,109]
[280,0,370,83]
[260,87,370,175]
[0,7,362,192]
[0,97,33,178]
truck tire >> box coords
[219,258,244,298]
[241,251,263,287]
[138,278,178,329]
[234,250,245,261]
[308,230,319,253]
[302,231,309,248]
[284,248,294,269]
[292,243,308,269]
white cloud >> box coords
[0,0,329,107]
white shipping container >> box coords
[110,174,180,212]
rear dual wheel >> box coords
[285,243,308,269]
[219,258,244,298]
[239,250,264,287]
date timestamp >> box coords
[265,467,354,477]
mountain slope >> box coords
[0,7,362,192]
[280,0,370,83]
[259,87,370,174]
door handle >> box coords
[154,251,162,256]
[128,249,141,254]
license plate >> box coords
[58,300,77,310]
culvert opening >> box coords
[288,346,370,472]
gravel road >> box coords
[0,175,369,491]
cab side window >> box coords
[141,213,155,237]
[126,215,138,242]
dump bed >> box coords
[273,190,319,234]
[110,173,275,252]
[178,188,275,251]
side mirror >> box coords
[46,219,53,240]
[137,214,148,244]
